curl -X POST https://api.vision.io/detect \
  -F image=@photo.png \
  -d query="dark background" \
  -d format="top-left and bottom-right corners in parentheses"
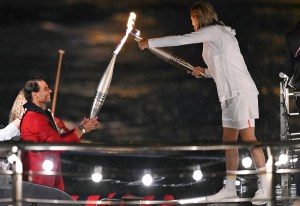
top-left (0, 0), bottom-right (299, 198)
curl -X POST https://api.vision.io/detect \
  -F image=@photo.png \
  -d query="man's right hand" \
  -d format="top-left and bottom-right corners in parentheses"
top-left (80, 117), bottom-right (99, 133)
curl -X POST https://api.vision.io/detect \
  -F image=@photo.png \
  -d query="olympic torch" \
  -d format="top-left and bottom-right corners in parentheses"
top-left (89, 12), bottom-right (136, 118)
top-left (131, 29), bottom-right (207, 78)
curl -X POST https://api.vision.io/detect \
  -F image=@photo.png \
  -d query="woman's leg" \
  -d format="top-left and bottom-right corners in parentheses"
top-left (223, 128), bottom-right (239, 191)
top-left (239, 127), bottom-right (266, 169)
top-left (223, 127), bottom-right (239, 173)
top-left (207, 127), bottom-right (239, 201)
top-left (239, 127), bottom-right (268, 205)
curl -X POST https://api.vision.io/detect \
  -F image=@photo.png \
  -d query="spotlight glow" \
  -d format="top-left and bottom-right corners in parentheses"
top-left (142, 173), bottom-right (153, 186)
top-left (91, 172), bottom-right (103, 182)
top-left (192, 169), bottom-right (203, 181)
top-left (12, 146), bottom-right (18, 153)
top-left (242, 156), bottom-right (253, 168)
top-left (42, 159), bottom-right (54, 171)
top-left (292, 158), bottom-right (298, 163)
top-left (7, 154), bottom-right (17, 164)
top-left (279, 154), bottom-right (289, 165)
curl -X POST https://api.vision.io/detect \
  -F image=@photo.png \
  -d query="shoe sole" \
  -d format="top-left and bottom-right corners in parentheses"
top-left (251, 200), bottom-right (267, 205)
top-left (207, 196), bottom-right (239, 202)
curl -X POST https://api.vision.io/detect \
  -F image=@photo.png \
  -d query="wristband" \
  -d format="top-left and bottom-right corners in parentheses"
top-left (78, 125), bottom-right (86, 134)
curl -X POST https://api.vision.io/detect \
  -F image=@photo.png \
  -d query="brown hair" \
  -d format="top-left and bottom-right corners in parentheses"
top-left (190, 1), bottom-right (223, 30)
top-left (24, 78), bottom-right (44, 101)
top-left (9, 89), bottom-right (27, 123)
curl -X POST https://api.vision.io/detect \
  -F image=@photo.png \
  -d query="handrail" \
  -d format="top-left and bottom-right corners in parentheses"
top-left (0, 141), bottom-right (298, 153)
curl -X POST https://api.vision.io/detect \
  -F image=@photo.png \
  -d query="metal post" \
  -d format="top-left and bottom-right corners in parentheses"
top-left (279, 81), bottom-right (291, 205)
top-left (12, 147), bottom-right (22, 206)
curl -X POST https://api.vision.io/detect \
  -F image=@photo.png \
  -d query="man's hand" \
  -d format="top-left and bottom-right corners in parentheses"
top-left (192, 66), bottom-right (205, 78)
top-left (80, 117), bottom-right (99, 133)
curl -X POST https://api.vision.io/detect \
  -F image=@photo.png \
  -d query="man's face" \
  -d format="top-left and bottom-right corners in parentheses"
top-left (33, 80), bottom-right (52, 105)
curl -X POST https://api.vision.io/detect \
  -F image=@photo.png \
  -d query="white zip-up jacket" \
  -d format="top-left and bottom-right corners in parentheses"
top-left (0, 122), bottom-right (20, 141)
top-left (148, 25), bottom-right (259, 103)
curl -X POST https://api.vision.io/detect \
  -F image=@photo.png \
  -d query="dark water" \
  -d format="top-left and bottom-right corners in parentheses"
top-left (0, 0), bottom-right (299, 198)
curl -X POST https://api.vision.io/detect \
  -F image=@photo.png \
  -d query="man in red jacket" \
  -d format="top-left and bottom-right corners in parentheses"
top-left (20, 78), bottom-right (99, 191)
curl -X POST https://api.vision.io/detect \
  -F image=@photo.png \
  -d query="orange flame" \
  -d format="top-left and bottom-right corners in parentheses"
top-left (114, 12), bottom-right (136, 54)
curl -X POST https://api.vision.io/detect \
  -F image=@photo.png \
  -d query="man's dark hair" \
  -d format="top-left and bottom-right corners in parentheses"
top-left (24, 78), bottom-right (44, 101)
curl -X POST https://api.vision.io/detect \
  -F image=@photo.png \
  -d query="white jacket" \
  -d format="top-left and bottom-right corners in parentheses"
top-left (0, 122), bottom-right (20, 141)
top-left (148, 25), bottom-right (259, 102)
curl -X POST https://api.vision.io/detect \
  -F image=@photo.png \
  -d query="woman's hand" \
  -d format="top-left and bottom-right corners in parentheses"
top-left (138, 39), bottom-right (149, 50)
top-left (191, 66), bottom-right (205, 78)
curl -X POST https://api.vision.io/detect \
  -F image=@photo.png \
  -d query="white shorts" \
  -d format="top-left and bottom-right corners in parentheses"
top-left (221, 94), bottom-right (259, 130)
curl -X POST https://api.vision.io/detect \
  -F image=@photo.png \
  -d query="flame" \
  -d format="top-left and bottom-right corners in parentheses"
top-left (114, 12), bottom-right (136, 54)
top-left (135, 30), bottom-right (141, 37)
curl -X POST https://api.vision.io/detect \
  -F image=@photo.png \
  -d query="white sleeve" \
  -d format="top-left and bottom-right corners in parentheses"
top-left (0, 123), bottom-right (20, 141)
top-left (204, 68), bottom-right (213, 78)
top-left (148, 27), bottom-right (216, 48)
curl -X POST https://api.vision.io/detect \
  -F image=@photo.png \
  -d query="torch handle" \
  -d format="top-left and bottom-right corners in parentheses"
top-left (90, 91), bottom-right (107, 118)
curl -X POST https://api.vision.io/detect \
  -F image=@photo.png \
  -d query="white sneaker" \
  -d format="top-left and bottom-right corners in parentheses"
top-left (251, 189), bottom-right (267, 205)
top-left (206, 188), bottom-right (238, 202)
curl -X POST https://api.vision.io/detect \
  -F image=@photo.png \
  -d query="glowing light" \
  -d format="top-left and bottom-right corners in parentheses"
top-left (179, 197), bottom-right (206, 204)
top-left (113, 12), bottom-right (136, 54)
top-left (8, 154), bottom-right (17, 164)
top-left (42, 159), bottom-right (54, 171)
top-left (192, 169), bottom-right (203, 181)
top-left (142, 173), bottom-right (153, 186)
top-left (91, 166), bottom-right (102, 182)
top-left (12, 146), bottom-right (18, 153)
top-left (91, 172), bottom-right (103, 182)
top-left (279, 154), bottom-right (289, 165)
top-left (242, 156), bottom-right (253, 168)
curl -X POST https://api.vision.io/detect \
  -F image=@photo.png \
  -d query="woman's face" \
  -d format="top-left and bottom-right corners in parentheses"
top-left (191, 16), bottom-right (198, 31)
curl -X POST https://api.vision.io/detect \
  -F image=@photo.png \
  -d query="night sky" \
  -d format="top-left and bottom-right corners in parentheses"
top-left (0, 0), bottom-right (299, 198)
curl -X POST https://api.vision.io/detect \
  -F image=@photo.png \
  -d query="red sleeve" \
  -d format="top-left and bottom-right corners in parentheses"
top-left (54, 117), bottom-right (70, 132)
top-left (22, 112), bottom-right (79, 143)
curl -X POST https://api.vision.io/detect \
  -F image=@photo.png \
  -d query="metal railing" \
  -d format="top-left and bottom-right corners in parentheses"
top-left (0, 141), bottom-right (299, 205)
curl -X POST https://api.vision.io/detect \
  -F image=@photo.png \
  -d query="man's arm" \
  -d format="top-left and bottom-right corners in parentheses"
top-left (30, 115), bottom-right (79, 143)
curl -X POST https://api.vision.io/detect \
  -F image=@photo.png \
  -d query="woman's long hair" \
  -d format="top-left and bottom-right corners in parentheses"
top-left (190, 1), bottom-right (224, 30)
top-left (9, 89), bottom-right (27, 123)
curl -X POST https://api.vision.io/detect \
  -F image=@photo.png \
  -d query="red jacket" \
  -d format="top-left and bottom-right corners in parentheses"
top-left (21, 101), bottom-right (80, 191)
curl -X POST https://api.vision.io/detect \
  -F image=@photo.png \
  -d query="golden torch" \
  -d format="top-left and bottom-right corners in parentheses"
top-left (89, 12), bottom-right (136, 118)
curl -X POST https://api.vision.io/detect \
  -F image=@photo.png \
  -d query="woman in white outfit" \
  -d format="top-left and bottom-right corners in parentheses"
top-left (0, 90), bottom-right (26, 141)
top-left (138, 1), bottom-right (267, 205)
top-left (0, 119), bottom-right (21, 141)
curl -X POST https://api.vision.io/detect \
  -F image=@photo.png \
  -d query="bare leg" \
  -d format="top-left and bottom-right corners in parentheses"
top-left (223, 127), bottom-right (239, 173)
top-left (239, 127), bottom-right (266, 169)
top-left (206, 128), bottom-right (239, 202)
top-left (240, 127), bottom-right (268, 205)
